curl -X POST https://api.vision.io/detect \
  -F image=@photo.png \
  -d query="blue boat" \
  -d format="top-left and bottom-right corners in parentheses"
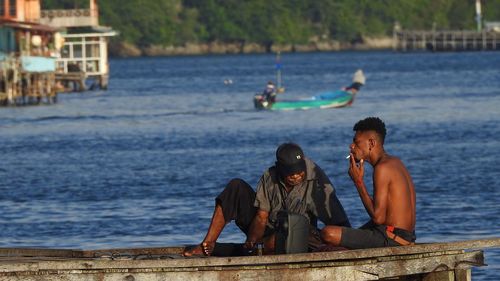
top-left (254, 70), bottom-right (365, 110)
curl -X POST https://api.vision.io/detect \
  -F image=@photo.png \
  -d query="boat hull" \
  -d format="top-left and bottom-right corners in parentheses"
top-left (254, 90), bottom-right (354, 110)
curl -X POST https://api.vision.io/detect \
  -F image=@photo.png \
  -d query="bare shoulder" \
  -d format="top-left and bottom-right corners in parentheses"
top-left (374, 156), bottom-right (407, 177)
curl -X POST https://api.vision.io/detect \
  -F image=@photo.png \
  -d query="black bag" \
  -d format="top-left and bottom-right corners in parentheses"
top-left (275, 211), bottom-right (309, 254)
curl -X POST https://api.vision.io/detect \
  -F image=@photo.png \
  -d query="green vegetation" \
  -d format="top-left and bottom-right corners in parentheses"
top-left (42, 0), bottom-right (500, 47)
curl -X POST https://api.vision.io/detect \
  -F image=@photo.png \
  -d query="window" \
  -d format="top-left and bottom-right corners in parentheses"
top-left (85, 43), bottom-right (100, 58)
top-left (0, 0), bottom-right (5, 16)
top-left (61, 45), bottom-right (70, 58)
top-left (8, 0), bottom-right (15, 16)
top-left (73, 44), bottom-right (82, 58)
top-left (7, 30), bottom-right (12, 51)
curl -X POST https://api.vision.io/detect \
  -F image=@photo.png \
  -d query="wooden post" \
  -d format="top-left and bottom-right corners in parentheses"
top-left (445, 31), bottom-right (448, 50)
top-left (411, 32), bottom-right (415, 50)
top-left (423, 271), bottom-right (454, 281)
top-left (455, 269), bottom-right (471, 281)
top-left (422, 32), bottom-right (427, 50)
top-left (482, 30), bottom-right (486, 50)
top-left (451, 32), bottom-right (455, 51)
top-left (0, 64), bottom-right (6, 105)
top-left (422, 269), bottom-right (470, 281)
top-left (99, 74), bottom-right (108, 89)
top-left (432, 31), bottom-right (436, 51)
top-left (462, 30), bottom-right (466, 51)
top-left (494, 32), bottom-right (497, 50)
top-left (13, 65), bottom-right (19, 105)
top-left (403, 31), bottom-right (407, 51)
top-left (393, 27), bottom-right (397, 51)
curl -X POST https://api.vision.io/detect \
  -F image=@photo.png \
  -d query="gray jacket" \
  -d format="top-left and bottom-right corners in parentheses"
top-left (254, 157), bottom-right (351, 230)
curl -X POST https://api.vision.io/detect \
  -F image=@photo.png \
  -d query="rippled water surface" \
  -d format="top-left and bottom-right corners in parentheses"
top-left (0, 51), bottom-right (499, 279)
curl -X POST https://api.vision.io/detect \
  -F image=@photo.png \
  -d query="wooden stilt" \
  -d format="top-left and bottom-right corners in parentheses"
top-left (0, 57), bottom-right (60, 107)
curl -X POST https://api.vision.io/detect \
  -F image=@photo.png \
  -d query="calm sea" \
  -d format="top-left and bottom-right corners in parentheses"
top-left (0, 51), bottom-right (499, 279)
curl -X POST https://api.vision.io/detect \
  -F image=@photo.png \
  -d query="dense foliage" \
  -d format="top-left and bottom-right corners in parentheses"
top-left (42, 0), bottom-right (500, 47)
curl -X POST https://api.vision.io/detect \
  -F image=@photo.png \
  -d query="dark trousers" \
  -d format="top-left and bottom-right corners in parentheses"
top-left (216, 178), bottom-right (258, 235)
top-left (211, 178), bottom-right (259, 256)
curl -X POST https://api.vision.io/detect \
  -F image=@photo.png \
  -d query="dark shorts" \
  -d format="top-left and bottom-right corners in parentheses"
top-left (340, 221), bottom-right (416, 249)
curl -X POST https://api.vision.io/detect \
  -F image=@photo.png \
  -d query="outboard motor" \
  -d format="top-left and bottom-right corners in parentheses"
top-left (253, 94), bottom-right (269, 109)
top-left (275, 211), bottom-right (309, 254)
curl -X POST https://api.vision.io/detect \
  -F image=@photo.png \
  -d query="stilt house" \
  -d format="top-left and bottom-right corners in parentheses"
top-left (0, 0), bottom-right (59, 105)
top-left (39, 0), bottom-right (116, 90)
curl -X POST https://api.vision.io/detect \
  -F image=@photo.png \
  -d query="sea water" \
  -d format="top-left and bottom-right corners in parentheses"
top-left (0, 51), bottom-right (499, 279)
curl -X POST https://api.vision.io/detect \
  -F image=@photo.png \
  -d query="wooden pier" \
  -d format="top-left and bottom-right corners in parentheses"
top-left (0, 238), bottom-right (498, 281)
top-left (0, 56), bottom-right (57, 106)
top-left (393, 29), bottom-right (500, 52)
top-left (1, 3), bottom-right (61, 107)
top-left (55, 71), bottom-right (87, 92)
top-left (1, 0), bottom-right (115, 107)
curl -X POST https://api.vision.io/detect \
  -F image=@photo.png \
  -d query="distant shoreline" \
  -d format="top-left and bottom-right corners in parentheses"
top-left (109, 36), bottom-right (393, 57)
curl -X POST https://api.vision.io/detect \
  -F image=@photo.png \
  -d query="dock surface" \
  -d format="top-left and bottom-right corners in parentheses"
top-left (0, 238), bottom-right (499, 280)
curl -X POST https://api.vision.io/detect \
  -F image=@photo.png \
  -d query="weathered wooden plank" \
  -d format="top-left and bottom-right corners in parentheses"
top-left (421, 269), bottom-right (471, 281)
top-left (81, 247), bottom-right (184, 258)
top-left (0, 248), bottom-right (83, 259)
top-left (0, 267), bottom-right (377, 281)
top-left (55, 72), bottom-right (86, 92)
top-left (361, 251), bottom-right (482, 278)
top-left (422, 271), bottom-right (454, 281)
top-left (0, 250), bottom-right (464, 272)
top-left (0, 238), bottom-right (496, 272)
top-left (79, 237), bottom-right (500, 268)
top-left (0, 251), bottom-right (483, 281)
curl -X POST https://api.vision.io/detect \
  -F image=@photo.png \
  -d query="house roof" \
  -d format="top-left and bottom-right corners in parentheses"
top-left (0, 19), bottom-right (59, 33)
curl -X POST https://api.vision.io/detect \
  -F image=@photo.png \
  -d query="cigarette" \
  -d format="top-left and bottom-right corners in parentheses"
top-left (346, 155), bottom-right (351, 159)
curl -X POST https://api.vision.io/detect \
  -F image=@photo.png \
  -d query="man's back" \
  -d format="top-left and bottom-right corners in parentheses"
top-left (376, 156), bottom-right (416, 232)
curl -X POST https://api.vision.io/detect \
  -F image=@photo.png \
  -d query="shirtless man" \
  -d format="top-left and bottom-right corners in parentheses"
top-left (321, 117), bottom-right (416, 248)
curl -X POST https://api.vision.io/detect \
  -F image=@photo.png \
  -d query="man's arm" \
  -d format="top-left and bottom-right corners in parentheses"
top-left (349, 157), bottom-right (389, 224)
top-left (245, 209), bottom-right (269, 248)
top-left (348, 157), bottom-right (373, 216)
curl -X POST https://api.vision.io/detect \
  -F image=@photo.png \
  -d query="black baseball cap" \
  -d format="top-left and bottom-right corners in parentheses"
top-left (275, 143), bottom-right (307, 177)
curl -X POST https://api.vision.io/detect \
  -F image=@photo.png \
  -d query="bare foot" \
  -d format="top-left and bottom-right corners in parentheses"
top-left (182, 244), bottom-right (204, 257)
top-left (201, 241), bottom-right (216, 256)
top-left (183, 241), bottom-right (216, 257)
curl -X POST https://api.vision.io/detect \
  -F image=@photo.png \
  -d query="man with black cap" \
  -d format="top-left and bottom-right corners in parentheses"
top-left (183, 142), bottom-right (350, 257)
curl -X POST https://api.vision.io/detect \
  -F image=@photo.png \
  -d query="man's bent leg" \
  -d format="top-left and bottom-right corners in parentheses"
top-left (183, 178), bottom-right (257, 257)
top-left (216, 178), bottom-right (257, 234)
top-left (336, 226), bottom-right (389, 249)
top-left (321, 225), bottom-right (343, 246)
top-left (210, 178), bottom-right (258, 256)
top-left (183, 203), bottom-right (226, 257)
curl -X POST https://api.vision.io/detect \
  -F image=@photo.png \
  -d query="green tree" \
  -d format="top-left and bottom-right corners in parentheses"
top-left (41, 0), bottom-right (500, 49)
top-left (99, 0), bottom-right (180, 46)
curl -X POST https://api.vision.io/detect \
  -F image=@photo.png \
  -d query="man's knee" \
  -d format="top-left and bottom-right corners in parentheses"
top-left (226, 178), bottom-right (253, 192)
top-left (321, 226), bottom-right (343, 245)
top-left (227, 178), bottom-right (246, 187)
top-left (218, 178), bottom-right (255, 207)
